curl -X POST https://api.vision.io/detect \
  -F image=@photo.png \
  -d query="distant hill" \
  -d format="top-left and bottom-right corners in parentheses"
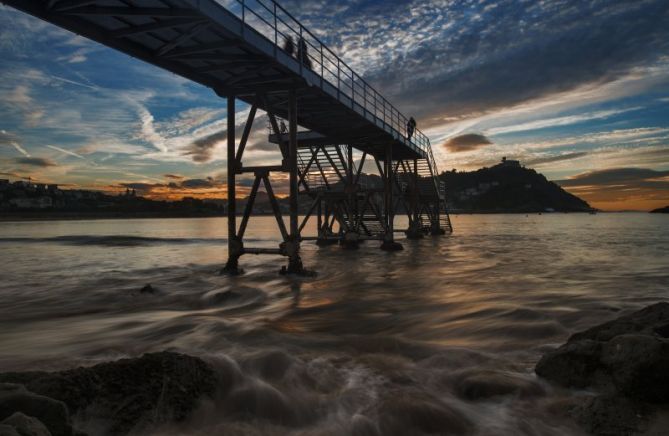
top-left (650, 206), bottom-right (669, 213)
top-left (440, 159), bottom-right (593, 213)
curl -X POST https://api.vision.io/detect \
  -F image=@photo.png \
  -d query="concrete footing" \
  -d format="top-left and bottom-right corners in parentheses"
top-left (405, 228), bottom-right (424, 239)
top-left (220, 258), bottom-right (243, 275)
top-left (380, 240), bottom-right (403, 251)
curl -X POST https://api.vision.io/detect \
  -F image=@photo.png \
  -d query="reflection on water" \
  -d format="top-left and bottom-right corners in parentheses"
top-left (0, 214), bottom-right (667, 435)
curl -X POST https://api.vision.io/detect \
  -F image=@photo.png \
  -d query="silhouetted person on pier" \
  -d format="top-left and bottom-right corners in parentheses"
top-left (283, 36), bottom-right (295, 56)
top-left (407, 117), bottom-right (416, 140)
top-left (297, 37), bottom-right (312, 69)
top-left (280, 120), bottom-right (287, 134)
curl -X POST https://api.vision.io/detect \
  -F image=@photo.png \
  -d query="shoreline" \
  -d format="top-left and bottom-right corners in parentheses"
top-left (0, 210), bottom-right (647, 222)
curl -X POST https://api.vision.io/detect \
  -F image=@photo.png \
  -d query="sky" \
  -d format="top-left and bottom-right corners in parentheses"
top-left (1, 0), bottom-right (668, 211)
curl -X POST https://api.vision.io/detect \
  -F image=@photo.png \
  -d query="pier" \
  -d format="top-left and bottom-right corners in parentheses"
top-left (2, 0), bottom-right (453, 273)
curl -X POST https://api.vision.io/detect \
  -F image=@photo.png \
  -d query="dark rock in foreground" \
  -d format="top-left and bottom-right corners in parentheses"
top-left (535, 302), bottom-right (669, 435)
top-left (0, 383), bottom-right (70, 436)
top-left (0, 352), bottom-right (216, 435)
top-left (1, 411), bottom-right (53, 436)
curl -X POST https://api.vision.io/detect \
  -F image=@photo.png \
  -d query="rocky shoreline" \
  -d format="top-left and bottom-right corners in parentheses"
top-left (0, 352), bottom-right (217, 436)
top-left (535, 302), bottom-right (669, 435)
top-left (1, 303), bottom-right (667, 435)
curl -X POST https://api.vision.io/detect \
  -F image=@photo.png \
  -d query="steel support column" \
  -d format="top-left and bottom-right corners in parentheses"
top-left (341, 145), bottom-right (360, 248)
top-left (222, 95), bottom-right (242, 274)
top-left (406, 158), bottom-right (423, 239)
top-left (381, 145), bottom-right (402, 251)
top-left (281, 89), bottom-right (308, 274)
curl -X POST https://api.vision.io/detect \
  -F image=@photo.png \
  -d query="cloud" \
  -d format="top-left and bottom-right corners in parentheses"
top-left (114, 175), bottom-right (229, 200)
top-left (56, 48), bottom-right (94, 64)
top-left (182, 131), bottom-right (226, 163)
top-left (526, 152), bottom-right (589, 166)
top-left (0, 130), bottom-right (18, 143)
top-left (0, 130), bottom-right (30, 156)
top-left (442, 133), bottom-right (492, 152)
top-left (120, 182), bottom-right (158, 191)
top-left (135, 105), bottom-right (167, 153)
top-left (46, 145), bottom-right (86, 160)
top-left (558, 168), bottom-right (669, 187)
top-left (362, 0), bottom-right (669, 125)
top-left (0, 171), bottom-right (22, 179)
top-left (556, 167), bottom-right (669, 211)
top-left (15, 157), bottom-right (58, 167)
top-left (486, 107), bottom-right (642, 136)
top-left (4, 84), bottom-right (43, 126)
top-left (181, 178), bottom-right (218, 188)
top-left (164, 174), bottom-right (185, 180)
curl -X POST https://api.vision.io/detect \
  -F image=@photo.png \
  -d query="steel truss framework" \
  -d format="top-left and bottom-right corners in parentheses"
top-left (223, 91), bottom-right (453, 274)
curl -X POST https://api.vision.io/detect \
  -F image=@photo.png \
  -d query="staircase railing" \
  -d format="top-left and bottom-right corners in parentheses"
top-left (221, 0), bottom-right (432, 156)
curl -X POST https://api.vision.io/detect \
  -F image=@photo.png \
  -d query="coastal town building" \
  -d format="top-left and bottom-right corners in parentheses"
top-left (9, 196), bottom-right (53, 209)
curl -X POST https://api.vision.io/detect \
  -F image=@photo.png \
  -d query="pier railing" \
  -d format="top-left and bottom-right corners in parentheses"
top-left (219, 0), bottom-right (433, 157)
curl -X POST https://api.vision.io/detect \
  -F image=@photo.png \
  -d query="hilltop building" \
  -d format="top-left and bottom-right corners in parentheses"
top-left (498, 157), bottom-right (521, 168)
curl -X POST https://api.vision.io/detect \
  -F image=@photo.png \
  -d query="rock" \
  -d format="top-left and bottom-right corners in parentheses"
top-left (1, 412), bottom-right (52, 436)
top-left (570, 302), bottom-right (669, 342)
top-left (535, 303), bottom-right (669, 402)
top-left (535, 339), bottom-right (606, 389)
top-left (535, 302), bottom-right (669, 436)
top-left (0, 424), bottom-right (20, 436)
top-left (0, 352), bottom-right (216, 435)
top-left (377, 390), bottom-right (472, 436)
top-left (454, 369), bottom-right (545, 400)
top-left (571, 394), bottom-right (651, 436)
top-left (0, 384), bottom-right (71, 436)
top-left (139, 284), bottom-right (155, 294)
top-left (602, 334), bottom-right (669, 403)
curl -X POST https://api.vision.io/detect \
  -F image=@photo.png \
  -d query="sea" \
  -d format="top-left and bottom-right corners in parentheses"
top-left (0, 213), bottom-right (667, 435)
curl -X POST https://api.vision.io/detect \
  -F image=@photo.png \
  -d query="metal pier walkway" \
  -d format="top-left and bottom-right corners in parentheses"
top-left (3, 0), bottom-right (453, 273)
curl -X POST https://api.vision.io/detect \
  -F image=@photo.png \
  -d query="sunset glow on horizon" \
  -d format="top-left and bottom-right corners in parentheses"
top-left (1, 1), bottom-right (668, 211)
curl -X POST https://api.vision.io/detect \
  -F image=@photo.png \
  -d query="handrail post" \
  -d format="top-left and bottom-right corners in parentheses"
top-left (336, 58), bottom-right (340, 99)
top-left (273, 2), bottom-right (277, 48)
top-left (350, 70), bottom-right (354, 109)
top-left (298, 25), bottom-right (303, 75)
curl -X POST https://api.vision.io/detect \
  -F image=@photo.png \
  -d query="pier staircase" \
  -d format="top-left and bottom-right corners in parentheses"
top-left (296, 142), bottom-right (387, 239)
top-left (395, 147), bottom-right (453, 234)
top-left (297, 144), bottom-right (347, 193)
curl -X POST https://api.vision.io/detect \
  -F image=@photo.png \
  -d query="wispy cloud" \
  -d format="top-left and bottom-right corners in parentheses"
top-left (526, 152), bottom-right (589, 166)
top-left (46, 144), bottom-right (85, 160)
top-left (486, 107), bottom-right (643, 136)
top-left (558, 168), bottom-right (669, 187)
top-left (0, 129), bottom-right (30, 156)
